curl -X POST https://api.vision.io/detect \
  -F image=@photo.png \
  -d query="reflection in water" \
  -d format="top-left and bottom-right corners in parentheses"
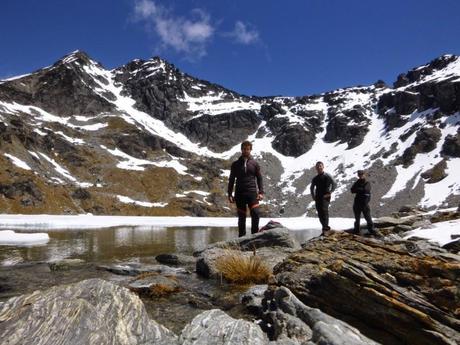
top-left (0, 226), bottom-right (317, 266)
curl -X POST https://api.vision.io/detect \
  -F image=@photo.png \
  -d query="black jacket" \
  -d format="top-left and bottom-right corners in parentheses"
top-left (310, 173), bottom-right (336, 201)
top-left (351, 178), bottom-right (371, 205)
top-left (228, 156), bottom-right (264, 197)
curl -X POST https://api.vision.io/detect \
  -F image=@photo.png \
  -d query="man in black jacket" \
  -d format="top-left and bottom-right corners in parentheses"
top-left (350, 170), bottom-right (375, 235)
top-left (310, 161), bottom-right (336, 234)
top-left (228, 141), bottom-right (264, 237)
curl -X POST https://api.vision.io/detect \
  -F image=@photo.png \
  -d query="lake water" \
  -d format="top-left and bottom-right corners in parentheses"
top-left (0, 226), bottom-right (318, 266)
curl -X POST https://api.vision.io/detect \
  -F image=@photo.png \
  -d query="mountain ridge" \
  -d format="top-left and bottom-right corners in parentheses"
top-left (0, 51), bottom-right (459, 217)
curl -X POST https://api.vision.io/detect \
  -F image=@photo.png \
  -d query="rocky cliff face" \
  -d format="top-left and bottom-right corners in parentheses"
top-left (0, 51), bottom-right (459, 216)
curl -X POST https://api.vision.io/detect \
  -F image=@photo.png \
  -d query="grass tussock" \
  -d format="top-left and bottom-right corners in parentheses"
top-left (214, 249), bottom-right (271, 285)
top-left (148, 284), bottom-right (180, 297)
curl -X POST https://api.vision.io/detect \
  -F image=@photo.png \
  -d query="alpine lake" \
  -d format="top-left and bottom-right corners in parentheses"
top-left (0, 225), bottom-right (317, 333)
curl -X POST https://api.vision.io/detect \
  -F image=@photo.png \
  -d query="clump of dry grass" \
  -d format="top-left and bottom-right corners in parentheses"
top-left (214, 249), bottom-right (271, 285)
top-left (148, 283), bottom-right (180, 297)
top-left (130, 272), bottom-right (181, 297)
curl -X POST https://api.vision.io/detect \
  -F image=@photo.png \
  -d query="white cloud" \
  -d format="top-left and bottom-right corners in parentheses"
top-left (134, 0), bottom-right (157, 18)
top-left (228, 21), bottom-right (260, 45)
top-left (133, 0), bottom-right (214, 59)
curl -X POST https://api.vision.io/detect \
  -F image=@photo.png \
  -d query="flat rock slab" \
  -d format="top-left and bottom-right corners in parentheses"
top-left (156, 253), bottom-right (197, 267)
top-left (98, 262), bottom-right (188, 276)
top-left (373, 216), bottom-right (421, 228)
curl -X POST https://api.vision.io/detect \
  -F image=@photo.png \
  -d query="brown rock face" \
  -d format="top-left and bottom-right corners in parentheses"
top-left (273, 233), bottom-right (460, 345)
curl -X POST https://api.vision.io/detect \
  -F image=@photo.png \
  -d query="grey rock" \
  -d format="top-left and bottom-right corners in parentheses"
top-left (48, 258), bottom-right (86, 271)
top-left (393, 224), bottom-right (414, 232)
top-left (0, 278), bottom-right (178, 345)
top-left (155, 253), bottom-right (197, 267)
top-left (263, 287), bottom-right (379, 345)
top-left (98, 262), bottom-right (188, 276)
top-left (373, 216), bottom-right (417, 228)
top-left (411, 219), bottom-right (434, 229)
top-left (195, 228), bottom-right (301, 255)
top-left (442, 131), bottom-right (460, 157)
top-left (241, 284), bottom-right (268, 316)
top-left (179, 309), bottom-right (269, 345)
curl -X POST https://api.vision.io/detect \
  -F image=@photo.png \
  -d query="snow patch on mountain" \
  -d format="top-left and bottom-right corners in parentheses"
top-left (116, 195), bottom-right (168, 208)
top-left (180, 91), bottom-right (260, 117)
top-left (4, 153), bottom-right (32, 170)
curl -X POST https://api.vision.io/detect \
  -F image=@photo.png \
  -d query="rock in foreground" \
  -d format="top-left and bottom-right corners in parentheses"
top-left (273, 232), bottom-right (460, 345)
top-left (179, 309), bottom-right (268, 345)
top-left (0, 278), bottom-right (178, 345)
top-left (263, 286), bottom-right (379, 345)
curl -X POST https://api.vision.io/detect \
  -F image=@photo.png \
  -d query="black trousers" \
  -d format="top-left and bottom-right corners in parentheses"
top-left (353, 203), bottom-right (374, 232)
top-left (315, 198), bottom-right (330, 230)
top-left (235, 194), bottom-right (260, 237)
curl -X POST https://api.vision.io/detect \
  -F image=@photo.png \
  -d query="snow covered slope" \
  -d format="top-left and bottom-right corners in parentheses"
top-left (0, 51), bottom-right (459, 217)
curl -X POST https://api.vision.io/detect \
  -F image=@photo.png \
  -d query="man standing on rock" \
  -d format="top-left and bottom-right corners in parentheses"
top-left (350, 170), bottom-right (376, 235)
top-left (310, 161), bottom-right (336, 235)
top-left (228, 141), bottom-right (264, 237)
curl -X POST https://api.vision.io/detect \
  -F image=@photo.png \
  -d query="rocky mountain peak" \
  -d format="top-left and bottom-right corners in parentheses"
top-left (394, 54), bottom-right (460, 88)
top-left (52, 50), bottom-right (103, 72)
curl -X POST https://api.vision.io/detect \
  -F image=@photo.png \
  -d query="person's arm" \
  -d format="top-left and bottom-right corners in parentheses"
top-left (329, 174), bottom-right (337, 193)
top-left (255, 162), bottom-right (264, 199)
top-left (363, 181), bottom-right (371, 195)
top-left (227, 163), bottom-right (236, 202)
top-left (310, 178), bottom-right (316, 199)
top-left (351, 180), bottom-right (358, 194)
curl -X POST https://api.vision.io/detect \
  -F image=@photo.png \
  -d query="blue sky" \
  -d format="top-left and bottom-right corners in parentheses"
top-left (1, 0), bottom-right (460, 96)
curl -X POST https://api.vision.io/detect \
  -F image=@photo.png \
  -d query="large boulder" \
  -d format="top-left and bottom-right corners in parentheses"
top-left (195, 228), bottom-right (301, 255)
top-left (273, 232), bottom-right (460, 345)
top-left (179, 309), bottom-right (269, 345)
top-left (195, 228), bottom-right (301, 279)
top-left (0, 278), bottom-right (178, 345)
top-left (196, 246), bottom-right (297, 279)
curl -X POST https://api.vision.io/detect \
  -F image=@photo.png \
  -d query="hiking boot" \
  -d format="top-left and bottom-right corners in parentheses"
top-left (366, 229), bottom-right (381, 237)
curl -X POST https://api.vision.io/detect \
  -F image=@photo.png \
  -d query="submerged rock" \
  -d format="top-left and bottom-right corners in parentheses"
top-left (156, 253), bottom-right (196, 267)
top-left (48, 258), bottom-right (86, 271)
top-left (97, 262), bottom-right (188, 276)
